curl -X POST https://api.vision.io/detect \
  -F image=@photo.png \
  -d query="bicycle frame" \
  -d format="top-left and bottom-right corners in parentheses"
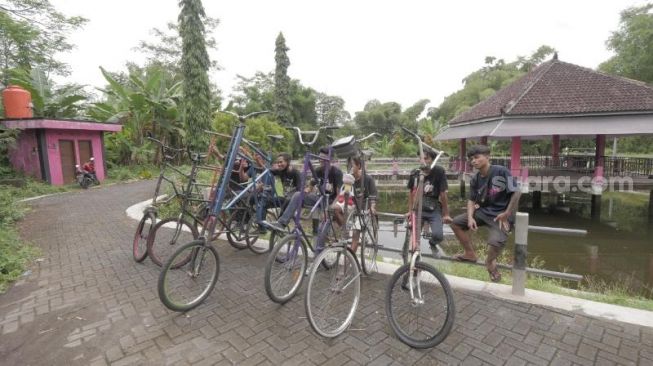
top-left (284, 126), bottom-right (341, 256)
top-left (198, 111), bottom-right (269, 241)
top-left (401, 127), bottom-right (445, 301)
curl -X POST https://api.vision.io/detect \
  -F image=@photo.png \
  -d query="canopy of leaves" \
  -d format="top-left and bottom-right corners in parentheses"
top-left (179, 0), bottom-right (212, 149)
top-left (433, 46), bottom-right (555, 126)
top-left (599, 3), bottom-right (653, 84)
top-left (274, 32), bottom-right (292, 125)
top-left (0, 0), bottom-right (87, 81)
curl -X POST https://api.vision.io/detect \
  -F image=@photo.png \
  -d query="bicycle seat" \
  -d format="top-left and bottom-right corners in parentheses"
top-left (191, 153), bottom-right (207, 162)
top-left (331, 135), bottom-right (357, 158)
top-left (267, 134), bottom-right (284, 141)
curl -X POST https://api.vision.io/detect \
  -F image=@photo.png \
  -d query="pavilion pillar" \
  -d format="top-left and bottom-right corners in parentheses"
top-left (532, 191), bottom-right (542, 210)
top-left (480, 136), bottom-right (488, 145)
top-left (511, 136), bottom-right (522, 178)
top-left (459, 138), bottom-right (466, 199)
top-left (552, 135), bottom-right (560, 166)
top-left (591, 134), bottom-right (606, 221)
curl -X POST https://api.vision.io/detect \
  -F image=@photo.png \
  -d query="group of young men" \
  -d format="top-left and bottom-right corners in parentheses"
top-left (240, 144), bottom-right (520, 283)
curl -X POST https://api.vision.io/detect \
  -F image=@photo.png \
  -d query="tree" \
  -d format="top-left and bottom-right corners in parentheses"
top-left (178, 0), bottom-right (212, 149)
top-left (433, 46), bottom-right (556, 126)
top-left (599, 3), bottom-right (653, 84)
top-left (0, 0), bottom-right (86, 82)
top-left (274, 32), bottom-right (292, 125)
top-left (315, 93), bottom-right (350, 127)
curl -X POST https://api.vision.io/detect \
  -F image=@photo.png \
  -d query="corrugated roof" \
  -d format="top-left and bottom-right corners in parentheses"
top-left (449, 59), bottom-right (653, 125)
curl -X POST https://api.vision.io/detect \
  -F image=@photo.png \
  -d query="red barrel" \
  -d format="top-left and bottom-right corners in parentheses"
top-left (2, 85), bottom-right (33, 118)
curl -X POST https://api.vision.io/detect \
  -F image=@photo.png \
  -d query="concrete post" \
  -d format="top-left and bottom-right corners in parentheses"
top-left (591, 134), bottom-right (606, 221)
top-left (532, 191), bottom-right (542, 210)
top-left (512, 212), bottom-right (529, 296)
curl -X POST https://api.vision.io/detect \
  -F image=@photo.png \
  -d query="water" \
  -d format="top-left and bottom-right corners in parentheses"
top-left (375, 190), bottom-right (653, 298)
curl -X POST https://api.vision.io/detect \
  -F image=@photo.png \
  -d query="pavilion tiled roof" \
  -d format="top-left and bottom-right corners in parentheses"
top-left (449, 58), bottom-right (653, 125)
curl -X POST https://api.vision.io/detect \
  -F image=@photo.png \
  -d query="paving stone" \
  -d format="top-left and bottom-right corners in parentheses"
top-left (0, 180), bottom-right (650, 366)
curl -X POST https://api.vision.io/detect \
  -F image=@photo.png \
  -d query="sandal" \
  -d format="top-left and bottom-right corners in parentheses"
top-left (453, 254), bottom-right (478, 263)
top-left (488, 268), bottom-right (502, 283)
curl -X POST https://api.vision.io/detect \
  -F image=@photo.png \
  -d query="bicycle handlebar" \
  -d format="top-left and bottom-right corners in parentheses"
top-left (218, 110), bottom-right (270, 122)
top-left (399, 127), bottom-right (444, 168)
top-left (285, 125), bottom-right (340, 146)
top-left (357, 132), bottom-right (381, 143)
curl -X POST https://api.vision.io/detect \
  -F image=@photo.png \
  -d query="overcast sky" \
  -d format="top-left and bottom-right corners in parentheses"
top-left (50, 0), bottom-right (648, 115)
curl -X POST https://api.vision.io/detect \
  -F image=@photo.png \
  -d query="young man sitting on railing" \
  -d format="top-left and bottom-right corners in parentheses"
top-left (450, 145), bottom-right (521, 283)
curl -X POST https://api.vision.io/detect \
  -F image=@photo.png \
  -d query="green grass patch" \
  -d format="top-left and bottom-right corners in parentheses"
top-left (388, 234), bottom-right (653, 312)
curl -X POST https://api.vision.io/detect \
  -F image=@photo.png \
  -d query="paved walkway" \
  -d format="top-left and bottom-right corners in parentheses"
top-left (1, 180), bottom-right (652, 366)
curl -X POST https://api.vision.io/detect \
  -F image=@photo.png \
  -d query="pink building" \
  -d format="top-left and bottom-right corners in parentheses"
top-left (1, 118), bottom-right (122, 185)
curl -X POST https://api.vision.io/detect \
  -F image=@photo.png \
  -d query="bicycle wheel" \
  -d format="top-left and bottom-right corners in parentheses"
top-left (385, 261), bottom-right (455, 349)
top-left (147, 217), bottom-right (199, 267)
top-left (264, 234), bottom-right (307, 304)
top-left (133, 211), bottom-right (155, 262)
top-left (225, 209), bottom-right (248, 250)
top-left (158, 240), bottom-right (220, 312)
top-left (305, 247), bottom-right (361, 338)
top-left (360, 214), bottom-right (379, 275)
top-left (246, 210), bottom-right (270, 255)
top-left (81, 176), bottom-right (92, 189)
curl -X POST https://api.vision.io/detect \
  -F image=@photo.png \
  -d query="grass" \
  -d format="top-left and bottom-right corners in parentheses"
top-left (384, 233), bottom-right (653, 312)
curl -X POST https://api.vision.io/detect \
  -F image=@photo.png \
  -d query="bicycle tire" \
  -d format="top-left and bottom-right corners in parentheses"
top-left (264, 233), bottom-right (308, 304)
top-left (158, 240), bottom-right (220, 312)
top-left (133, 211), bottom-right (155, 262)
top-left (147, 217), bottom-right (199, 267)
top-left (305, 247), bottom-right (361, 338)
top-left (246, 210), bottom-right (269, 254)
top-left (225, 209), bottom-right (248, 250)
top-left (360, 214), bottom-right (379, 275)
top-left (81, 176), bottom-right (92, 189)
top-left (385, 261), bottom-right (455, 349)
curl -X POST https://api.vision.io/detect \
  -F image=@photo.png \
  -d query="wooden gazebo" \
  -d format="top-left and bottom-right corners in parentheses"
top-left (436, 55), bottom-right (653, 221)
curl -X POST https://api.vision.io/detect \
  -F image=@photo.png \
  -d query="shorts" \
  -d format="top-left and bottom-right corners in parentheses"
top-left (451, 210), bottom-right (512, 248)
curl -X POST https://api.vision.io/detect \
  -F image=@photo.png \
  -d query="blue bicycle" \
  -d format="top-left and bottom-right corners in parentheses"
top-left (157, 110), bottom-right (269, 312)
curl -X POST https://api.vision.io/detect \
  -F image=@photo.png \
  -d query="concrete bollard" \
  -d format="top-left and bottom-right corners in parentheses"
top-left (512, 212), bottom-right (529, 296)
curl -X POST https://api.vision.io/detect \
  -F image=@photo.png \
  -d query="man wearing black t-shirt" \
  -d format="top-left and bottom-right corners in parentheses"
top-left (406, 149), bottom-right (452, 259)
top-left (451, 145), bottom-right (521, 283)
top-left (249, 153), bottom-right (301, 233)
top-left (266, 146), bottom-right (343, 231)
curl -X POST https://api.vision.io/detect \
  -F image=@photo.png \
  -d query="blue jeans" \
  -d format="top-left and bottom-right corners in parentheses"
top-left (422, 206), bottom-right (444, 247)
top-left (253, 191), bottom-right (287, 224)
top-left (278, 192), bottom-right (321, 227)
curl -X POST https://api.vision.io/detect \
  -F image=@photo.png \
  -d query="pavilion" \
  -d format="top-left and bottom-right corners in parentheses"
top-left (435, 54), bottom-right (653, 222)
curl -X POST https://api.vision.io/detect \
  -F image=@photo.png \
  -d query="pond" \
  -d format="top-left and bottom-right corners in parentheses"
top-left (374, 189), bottom-right (653, 298)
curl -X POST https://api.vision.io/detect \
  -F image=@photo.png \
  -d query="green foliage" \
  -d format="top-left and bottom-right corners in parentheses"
top-left (212, 113), bottom-right (293, 156)
top-left (599, 3), bottom-right (653, 84)
top-left (0, 125), bottom-right (18, 166)
top-left (179, 0), bottom-right (212, 149)
top-left (93, 65), bottom-right (183, 165)
top-left (0, 0), bottom-right (87, 81)
top-left (433, 45), bottom-right (556, 126)
top-left (274, 32), bottom-right (292, 125)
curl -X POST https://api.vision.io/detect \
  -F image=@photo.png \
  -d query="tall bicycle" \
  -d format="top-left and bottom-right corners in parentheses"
top-left (132, 137), bottom-right (186, 262)
top-left (205, 131), bottom-right (287, 254)
top-left (263, 125), bottom-right (340, 304)
top-left (146, 148), bottom-right (221, 267)
top-left (157, 110), bottom-right (269, 312)
top-left (384, 127), bottom-right (455, 349)
top-left (303, 132), bottom-right (379, 337)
